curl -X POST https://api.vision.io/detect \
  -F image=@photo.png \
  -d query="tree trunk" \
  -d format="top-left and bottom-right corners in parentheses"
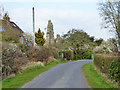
top-left (4, 67), bottom-right (6, 79)
top-left (118, 52), bottom-right (120, 62)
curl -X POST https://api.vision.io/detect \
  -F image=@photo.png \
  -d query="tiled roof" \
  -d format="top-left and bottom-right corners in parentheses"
top-left (9, 21), bottom-right (24, 33)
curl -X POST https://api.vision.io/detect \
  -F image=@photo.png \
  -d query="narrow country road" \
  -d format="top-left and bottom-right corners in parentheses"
top-left (22, 60), bottom-right (93, 88)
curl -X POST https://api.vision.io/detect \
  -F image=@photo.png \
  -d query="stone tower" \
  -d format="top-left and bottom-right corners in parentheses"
top-left (46, 20), bottom-right (55, 45)
top-left (56, 34), bottom-right (61, 43)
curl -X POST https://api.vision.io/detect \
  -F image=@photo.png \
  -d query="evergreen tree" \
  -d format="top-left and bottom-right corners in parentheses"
top-left (35, 28), bottom-right (46, 46)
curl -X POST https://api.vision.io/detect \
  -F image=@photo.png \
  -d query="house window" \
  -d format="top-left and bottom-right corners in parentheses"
top-left (21, 36), bottom-right (23, 44)
top-left (12, 24), bottom-right (16, 27)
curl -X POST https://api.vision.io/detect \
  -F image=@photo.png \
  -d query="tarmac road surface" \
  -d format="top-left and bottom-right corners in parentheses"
top-left (22, 60), bottom-right (93, 88)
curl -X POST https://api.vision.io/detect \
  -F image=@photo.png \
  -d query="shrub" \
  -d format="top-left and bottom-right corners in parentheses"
top-left (35, 47), bottom-right (58, 64)
top-left (50, 48), bottom-right (58, 59)
top-left (17, 43), bottom-right (25, 52)
top-left (2, 42), bottom-right (28, 79)
top-left (58, 49), bottom-right (94, 60)
top-left (25, 46), bottom-right (38, 60)
top-left (65, 51), bottom-right (72, 60)
top-left (94, 54), bottom-right (120, 85)
top-left (74, 54), bottom-right (81, 60)
top-left (58, 51), bottom-right (73, 60)
top-left (109, 60), bottom-right (119, 82)
top-left (23, 33), bottom-right (34, 46)
top-left (2, 42), bottom-right (59, 79)
top-left (74, 50), bottom-right (94, 60)
top-left (83, 50), bottom-right (94, 59)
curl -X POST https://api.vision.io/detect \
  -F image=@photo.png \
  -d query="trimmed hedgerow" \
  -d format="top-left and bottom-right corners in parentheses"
top-left (94, 54), bottom-right (120, 86)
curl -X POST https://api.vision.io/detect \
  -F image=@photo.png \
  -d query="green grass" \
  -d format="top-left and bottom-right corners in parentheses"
top-left (2, 60), bottom-right (69, 88)
top-left (0, 82), bottom-right (2, 90)
top-left (82, 63), bottom-right (118, 88)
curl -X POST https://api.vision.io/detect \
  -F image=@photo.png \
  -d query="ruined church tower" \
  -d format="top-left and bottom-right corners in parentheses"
top-left (46, 20), bottom-right (55, 45)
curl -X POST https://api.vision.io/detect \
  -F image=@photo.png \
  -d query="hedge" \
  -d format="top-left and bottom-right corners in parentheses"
top-left (59, 50), bottom-right (94, 60)
top-left (94, 54), bottom-right (120, 86)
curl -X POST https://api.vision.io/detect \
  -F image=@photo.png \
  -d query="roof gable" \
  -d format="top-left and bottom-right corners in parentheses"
top-left (0, 19), bottom-right (24, 33)
top-left (9, 21), bottom-right (24, 33)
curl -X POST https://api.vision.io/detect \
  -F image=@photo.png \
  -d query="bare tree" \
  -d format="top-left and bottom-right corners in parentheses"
top-left (98, 0), bottom-right (120, 61)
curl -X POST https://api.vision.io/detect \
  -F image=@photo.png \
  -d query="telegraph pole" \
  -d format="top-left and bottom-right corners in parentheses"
top-left (32, 7), bottom-right (35, 46)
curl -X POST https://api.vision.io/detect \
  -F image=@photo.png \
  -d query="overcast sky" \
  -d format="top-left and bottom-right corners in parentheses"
top-left (0, 0), bottom-right (115, 40)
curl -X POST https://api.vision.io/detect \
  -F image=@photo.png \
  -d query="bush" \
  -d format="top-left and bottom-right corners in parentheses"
top-left (58, 51), bottom-right (73, 60)
top-left (58, 50), bottom-right (94, 60)
top-left (25, 46), bottom-right (38, 61)
top-left (74, 50), bottom-right (94, 60)
top-left (2, 42), bottom-right (59, 79)
top-left (50, 48), bottom-right (58, 59)
top-left (74, 54), bottom-right (81, 60)
top-left (2, 42), bottom-right (28, 79)
top-left (83, 50), bottom-right (94, 59)
top-left (37, 47), bottom-right (51, 63)
top-left (94, 54), bottom-right (120, 85)
top-left (30, 47), bottom-right (58, 64)
top-left (17, 43), bottom-right (25, 52)
top-left (109, 60), bottom-right (119, 82)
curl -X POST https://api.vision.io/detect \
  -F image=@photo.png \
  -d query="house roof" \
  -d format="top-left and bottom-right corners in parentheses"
top-left (9, 21), bottom-right (24, 33)
top-left (0, 19), bottom-right (24, 33)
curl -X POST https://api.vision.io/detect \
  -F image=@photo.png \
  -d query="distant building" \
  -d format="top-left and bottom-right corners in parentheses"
top-left (46, 20), bottom-right (62, 46)
top-left (55, 34), bottom-right (61, 44)
top-left (46, 20), bottom-right (55, 45)
top-left (0, 19), bottom-right (24, 44)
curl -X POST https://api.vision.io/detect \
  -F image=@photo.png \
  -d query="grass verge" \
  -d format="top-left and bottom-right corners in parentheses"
top-left (82, 62), bottom-right (118, 88)
top-left (2, 60), bottom-right (69, 88)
